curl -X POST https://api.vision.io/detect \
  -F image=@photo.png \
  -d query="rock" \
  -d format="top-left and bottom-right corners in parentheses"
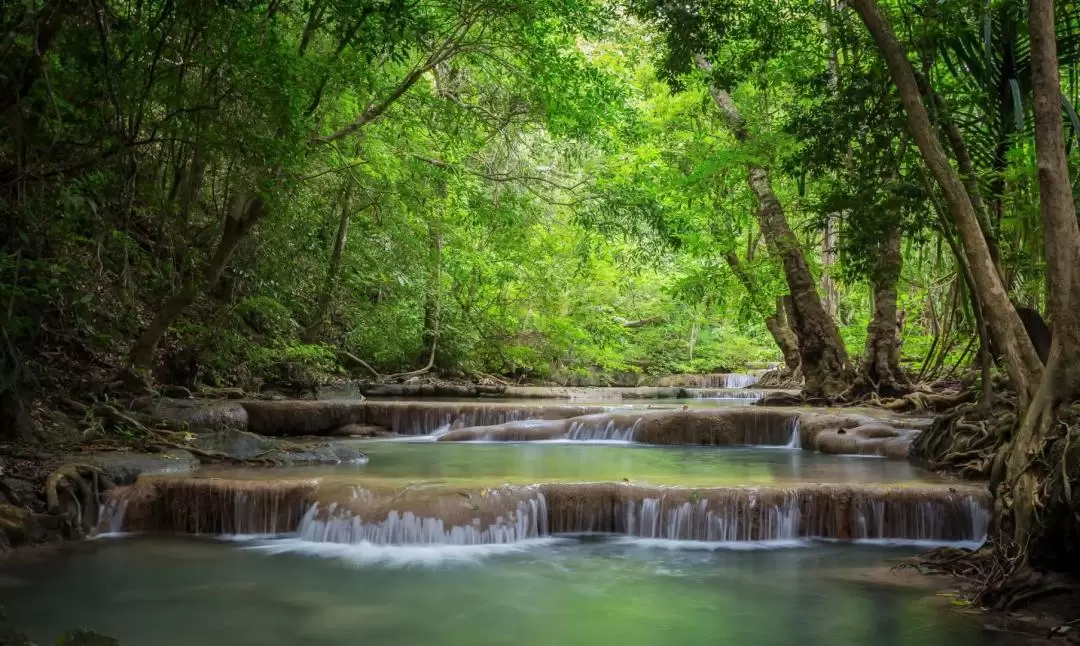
top-left (192, 429), bottom-right (367, 465)
top-left (151, 398), bottom-right (248, 431)
top-left (332, 424), bottom-right (388, 437)
top-left (192, 429), bottom-right (276, 460)
top-left (56, 630), bottom-right (120, 646)
top-left (0, 478), bottom-right (39, 509)
top-left (756, 391), bottom-right (804, 407)
top-left (77, 450), bottom-right (200, 485)
top-left (161, 385), bottom-right (193, 399)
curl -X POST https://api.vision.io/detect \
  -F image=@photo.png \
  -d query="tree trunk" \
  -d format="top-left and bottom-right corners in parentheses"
top-left (850, 0), bottom-right (1043, 406)
top-left (1005, 0), bottom-right (1080, 552)
top-left (417, 226), bottom-right (443, 370)
top-left (128, 194), bottom-right (267, 372)
top-left (821, 215), bottom-right (840, 320)
top-left (765, 312), bottom-right (802, 372)
top-left (850, 222), bottom-right (909, 396)
top-left (747, 167), bottom-right (852, 397)
top-left (724, 252), bottom-right (801, 371)
top-left (303, 184), bottom-right (355, 342)
top-left (699, 56), bottom-right (851, 397)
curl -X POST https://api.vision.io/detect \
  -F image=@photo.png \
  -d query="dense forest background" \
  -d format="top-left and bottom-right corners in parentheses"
top-left (1, 0), bottom-right (1077, 398)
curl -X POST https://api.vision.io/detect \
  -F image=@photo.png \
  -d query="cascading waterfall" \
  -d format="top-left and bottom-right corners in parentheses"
top-left (296, 496), bottom-right (549, 545)
top-left (688, 388), bottom-right (766, 400)
top-left (625, 496), bottom-right (801, 542)
top-left (95, 479), bottom-right (990, 546)
top-left (567, 419), bottom-right (640, 441)
top-left (656, 373), bottom-right (761, 388)
top-left (388, 406), bottom-right (529, 436)
top-left (720, 374), bottom-right (760, 389)
top-left (785, 418), bottom-right (801, 449)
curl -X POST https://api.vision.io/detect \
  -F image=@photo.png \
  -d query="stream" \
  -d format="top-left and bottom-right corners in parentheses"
top-left (0, 386), bottom-right (1011, 645)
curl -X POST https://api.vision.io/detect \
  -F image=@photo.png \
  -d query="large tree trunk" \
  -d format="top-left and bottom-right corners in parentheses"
top-left (128, 194), bottom-right (266, 372)
top-left (1005, 0), bottom-right (1080, 553)
top-left (746, 166), bottom-right (852, 397)
top-left (850, 0), bottom-right (1043, 406)
top-left (724, 252), bottom-right (801, 371)
top-left (303, 185), bottom-right (355, 342)
top-left (850, 222), bottom-right (909, 396)
top-left (699, 56), bottom-right (852, 397)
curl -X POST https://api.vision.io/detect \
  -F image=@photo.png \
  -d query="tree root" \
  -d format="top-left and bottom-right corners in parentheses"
top-left (882, 389), bottom-right (972, 413)
top-left (45, 464), bottom-right (115, 534)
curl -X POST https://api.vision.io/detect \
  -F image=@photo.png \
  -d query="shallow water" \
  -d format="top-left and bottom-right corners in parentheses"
top-left (0, 536), bottom-right (1008, 646)
top-left (197, 442), bottom-right (946, 487)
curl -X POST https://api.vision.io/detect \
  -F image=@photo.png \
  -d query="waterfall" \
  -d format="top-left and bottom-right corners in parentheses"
top-left (721, 374), bottom-right (760, 389)
top-left (785, 418), bottom-right (801, 449)
top-left (567, 419), bottom-right (639, 441)
top-left (624, 496), bottom-right (801, 541)
top-left (687, 388), bottom-right (766, 400)
top-left (95, 479), bottom-right (990, 547)
top-left (296, 496), bottom-right (549, 545)
top-left (656, 373), bottom-right (761, 388)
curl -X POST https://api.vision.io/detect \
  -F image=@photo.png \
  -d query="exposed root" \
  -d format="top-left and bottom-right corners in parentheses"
top-left (881, 388), bottom-right (972, 413)
top-left (45, 463), bottom-right (115, 534)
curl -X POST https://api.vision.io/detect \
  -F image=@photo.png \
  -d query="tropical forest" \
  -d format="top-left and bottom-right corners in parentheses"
top-left (1, 0), bottom-right (1079, 643)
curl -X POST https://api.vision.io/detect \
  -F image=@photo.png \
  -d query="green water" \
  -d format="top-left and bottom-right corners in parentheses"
top-left (200, 442), bottom-right (945, 487)
top-left (0, 536), bottom-right (1008, 646)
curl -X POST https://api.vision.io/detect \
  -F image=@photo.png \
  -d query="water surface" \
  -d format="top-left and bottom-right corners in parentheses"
top-left (199, 442), bottom-right (946, 487)
top-left (0, 536), bottom-right (1006, 646)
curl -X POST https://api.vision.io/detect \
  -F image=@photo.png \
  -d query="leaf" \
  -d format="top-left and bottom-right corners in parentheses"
top-left (1009, 78), bottom-right (1024, 132)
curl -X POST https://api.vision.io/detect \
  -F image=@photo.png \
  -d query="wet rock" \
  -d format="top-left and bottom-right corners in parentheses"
top-left (756, 391), bottom-right (804, 407)
top-left (77, 450), bottom-right (200, 485)
top-left (798, 416), bottom-right (917, 460)
top-left (191, 429), bottom-right (366, 465)
top-left (332, 424), bottom-right (389, 437)
top-left (241, 400), bottom-right (366, 435)
top-left (152, 398), bottom-right (248, 431)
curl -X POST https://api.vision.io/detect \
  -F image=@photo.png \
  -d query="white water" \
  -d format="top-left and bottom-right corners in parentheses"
top-left (785, 418), bottom-right (802, 449)
top-left (688, 389), bottom-right (766, 400)
top-left (625, 497), bottom-right (801, 542)
top-left (720, 374), bottom-right (760, 389)
top-left (566, 419), bottom-right (640, 441)
top-left (243, 536), bottom-right (569, 567)
top-left (296, 496), bottom-right (549, 546)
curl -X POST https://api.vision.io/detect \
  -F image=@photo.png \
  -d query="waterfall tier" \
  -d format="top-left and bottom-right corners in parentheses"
top-left (99, 478), bottom-right (989, 546)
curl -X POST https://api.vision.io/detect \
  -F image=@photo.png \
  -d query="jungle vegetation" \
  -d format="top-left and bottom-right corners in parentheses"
top-left (3, 0), bottom-right (1080, 601)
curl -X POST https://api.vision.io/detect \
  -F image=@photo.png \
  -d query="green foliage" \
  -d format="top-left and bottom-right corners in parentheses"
top-left (3, 0), bottom-right (1071, 396)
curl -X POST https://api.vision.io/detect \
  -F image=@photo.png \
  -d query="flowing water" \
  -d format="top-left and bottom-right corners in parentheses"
top-left (0, 536), bottom-right (1010, 646)
top-left (0, 392), bottom-right (1006, 645)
